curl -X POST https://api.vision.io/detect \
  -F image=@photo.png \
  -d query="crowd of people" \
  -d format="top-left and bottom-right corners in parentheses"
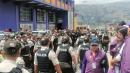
top-left (0, 21), bottom-right (130, 73)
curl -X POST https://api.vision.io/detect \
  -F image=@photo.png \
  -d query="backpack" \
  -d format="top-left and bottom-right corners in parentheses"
top-left (78, 38), bottom-right (84, 46)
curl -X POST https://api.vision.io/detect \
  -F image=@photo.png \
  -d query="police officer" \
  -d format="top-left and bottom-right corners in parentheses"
top-left (56, 36), bottom-right (77, 73)
top-left (75, 33), bottom-right (86, 47)
top-left (77, 36), bottom-right (90, 68)
top-left (58, 31), bottom-right (72, 46)
top-left (68, 31), bottom-right (77, 47)
top-left (20, 35), bottom-right (32, 69)
top-left (34, 37), bottom-right (62, 73)
top-left (33, 35), bottom-right (42, 53)
top-left (0, 39), bottom-right (29, 73)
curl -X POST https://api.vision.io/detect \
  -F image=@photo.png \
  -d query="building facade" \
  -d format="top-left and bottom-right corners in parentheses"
top-left (0, 0), bottom-right (74, 31)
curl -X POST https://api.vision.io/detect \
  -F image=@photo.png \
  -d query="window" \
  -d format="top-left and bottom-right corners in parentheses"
top-left (48, 13), bottom-right (55, 23)
top-left (20, 7), bottom-right (32, 22)
top-left (20, 24), bottom-right (33, 32)
top-left (37, 23), bottom-right (46, 31)
top-left (37, 9), bottom-right (45, 22)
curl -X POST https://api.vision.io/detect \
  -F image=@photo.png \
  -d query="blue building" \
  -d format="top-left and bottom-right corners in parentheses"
top-left (0, 0), bottom-right (74, 31)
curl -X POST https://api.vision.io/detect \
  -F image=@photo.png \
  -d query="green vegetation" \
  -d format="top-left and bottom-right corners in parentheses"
top-left (76, 1), bottom-right (130, 27)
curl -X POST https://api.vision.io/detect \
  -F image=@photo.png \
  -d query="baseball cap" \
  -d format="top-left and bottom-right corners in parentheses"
top-left (4, 40), bottom-right (21, 55)
top-left (90, 38), bottom-right (99, 46)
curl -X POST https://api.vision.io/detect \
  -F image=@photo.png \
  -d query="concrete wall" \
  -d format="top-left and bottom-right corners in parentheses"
top-left (68, 9), bottom-right (74, 30)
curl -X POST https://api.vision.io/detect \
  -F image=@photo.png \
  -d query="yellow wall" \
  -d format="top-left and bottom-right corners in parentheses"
top-left (57, 0), bottom-right (61, 8)
top-left (51, 0), bottom-right (56, 5)
top-left (74, 16), bottom-right (78, 31)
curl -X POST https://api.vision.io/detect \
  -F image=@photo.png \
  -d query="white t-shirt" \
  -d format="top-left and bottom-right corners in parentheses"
top-left (0, 59), bottom-right (29, 73)
top-left (34, 47), bottom-right (59, 66)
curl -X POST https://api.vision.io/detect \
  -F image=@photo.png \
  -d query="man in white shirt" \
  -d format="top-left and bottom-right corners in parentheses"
top-left (34, 37), bottom-right (62, 73)
top-left (56, 36), bottom-right (77, 73)
top-left (0, 39), bottom-right (29, 73)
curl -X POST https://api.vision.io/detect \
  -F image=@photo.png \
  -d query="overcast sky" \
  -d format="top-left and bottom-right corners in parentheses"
top-left (75, 0), bottom-right (130, 4)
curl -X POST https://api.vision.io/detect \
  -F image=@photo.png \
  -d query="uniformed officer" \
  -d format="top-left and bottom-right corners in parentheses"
top-left (34, 37), bottom-right (62, 73)
top-left (75, 33), bottom-right (86, 47)
top-left (0, 39), bottom-right (29, 73)
top-left (77, 36), bottom-right (90, 68)
top-left (68, 31), bottom-right (77, 47)
top-left (58, 31), bottom-right (72, 46)
top-left (56, 36), bottom-right (77, 73)
top-left (33, 35), bottom-right (42, 53)
top-left (20, 35), bottom-right (32, 69)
